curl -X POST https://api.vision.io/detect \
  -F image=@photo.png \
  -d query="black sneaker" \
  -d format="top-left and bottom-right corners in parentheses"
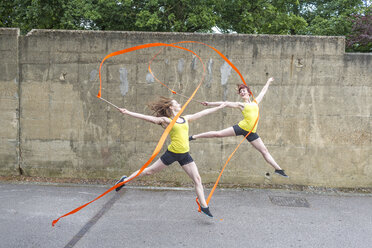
top-left (189, 135), bottom-right (195, 141)
top-left (115, 176), bottom-right (127, 192)
top-left (200, 206), bottom-right (213, 218)
top-left (274, 170), bottom-right (289, 178)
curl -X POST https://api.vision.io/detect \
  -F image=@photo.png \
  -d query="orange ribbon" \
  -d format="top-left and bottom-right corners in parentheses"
top-left (205, 103), bottom-right (258, 206)
top-left (147, 41), bottom-right (259, 211)
top-left (52, 43), bottom-right (206, 226)
top-left (52, 41), bottom-right (259, 226)
top-left (148, 40), bottom-right (252, 100)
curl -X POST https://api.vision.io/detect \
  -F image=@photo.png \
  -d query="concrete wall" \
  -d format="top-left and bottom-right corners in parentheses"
top-left (0, 28), bottom-right (370, 188)
top-left (0, 28), bottom-right (19, 175)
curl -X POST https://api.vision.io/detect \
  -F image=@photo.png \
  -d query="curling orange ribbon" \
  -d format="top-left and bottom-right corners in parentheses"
top-left (52, 40), bottom-right (259, 225)
top-left (52, 43), bottom-right (206, 226)
top-left (148, 40), bottom-right (253, 101)
top-left (147, 41), bottom-right (259, 212)
top-left (205, 104), bottom-right (258, 206)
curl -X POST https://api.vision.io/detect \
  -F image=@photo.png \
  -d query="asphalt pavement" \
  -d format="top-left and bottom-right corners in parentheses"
top-left (1, 182), bottom-right (371, 248)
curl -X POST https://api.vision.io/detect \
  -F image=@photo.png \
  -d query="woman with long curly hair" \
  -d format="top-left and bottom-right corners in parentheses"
top-left (115, 96), bottom-right (227, 217)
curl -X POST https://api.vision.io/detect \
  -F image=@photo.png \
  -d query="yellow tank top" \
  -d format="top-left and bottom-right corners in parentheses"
top-left (238, 102), bottom-right (259, 133)
top-left (167, 117), bottom-right (189, 153)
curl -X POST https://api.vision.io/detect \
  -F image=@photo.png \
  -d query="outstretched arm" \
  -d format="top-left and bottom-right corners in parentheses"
top-left (255, 77), bottom-right (274, 104)
top-left (118, 108), bottom-right (168, 125)
top-left (201, 101), bottom-right (243, 109)
top-left (185, 103), bottom-right (227, 122)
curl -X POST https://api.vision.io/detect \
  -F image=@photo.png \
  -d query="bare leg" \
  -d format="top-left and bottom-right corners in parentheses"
top-left (182, 162), bottom-right (208, 208)
top-left (192, 126), bottom-right (235, 140)
top-left (250, 138), bottom-right (282, 170)
top-left (124, 158), bottom-right (168, 182)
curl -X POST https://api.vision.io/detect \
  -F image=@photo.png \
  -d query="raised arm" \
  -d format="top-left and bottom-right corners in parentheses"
top-left (118, 108), bottom-right (169, 125)
top-left (255, 77), bottom-right (274, 104)
top-left (184, 103), bottom-right (227, 122)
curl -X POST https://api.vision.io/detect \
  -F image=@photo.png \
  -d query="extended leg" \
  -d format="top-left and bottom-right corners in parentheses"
top-left (126, 158), bottom-right (168, 181)
top-left (115, 158), bottom-right (168, 191)
top-left (250, 138), bottom-right (282, 170)
top-left (192, 126), bottom-right (235, 140)
top-left (182, 162), bottom-right (208, 207)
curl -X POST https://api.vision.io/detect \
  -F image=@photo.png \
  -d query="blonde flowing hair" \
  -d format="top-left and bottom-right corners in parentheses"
top-left (148, 96), bottom-right (174, 118)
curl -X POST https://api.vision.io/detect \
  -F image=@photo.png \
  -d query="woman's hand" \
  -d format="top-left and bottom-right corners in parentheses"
top-left (118, 108), bottom-right (128, 114)
top-left (201, 101), bottom-right (209, 106)
top-left (268, 77), bottom-right (274, 83)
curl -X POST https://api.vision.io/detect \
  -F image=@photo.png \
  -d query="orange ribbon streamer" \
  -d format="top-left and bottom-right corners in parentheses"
top-left (174, 42), bottom-right (259, 210)
top-left (52, 43), bottom-right (206, 226)
top-left (148, 40), bottom-right (253, 100)
top-left (147, 41), bottom-right (259, 211)
top-left (52, 41), bottom-right (260, 226)
top-left (204, 104), bottom-right (258, 206)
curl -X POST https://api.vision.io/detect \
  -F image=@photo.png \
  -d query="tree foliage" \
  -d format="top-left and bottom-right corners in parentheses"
top-left (0, 0), bottom-right (218, 34)
top-left (215, 0), bottom-right (308, 35)
top-left (346, 7), bottom-right (372, 52)
top-left (0, 0), bottom-right (371, 52)
top-left (296, 0), bottom-right (367, 36)
top-left (0, 0), bottom-right (94, 32)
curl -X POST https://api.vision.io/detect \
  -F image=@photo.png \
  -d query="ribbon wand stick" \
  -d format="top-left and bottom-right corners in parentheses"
top-left (98, 97), bottom-right (121, 110)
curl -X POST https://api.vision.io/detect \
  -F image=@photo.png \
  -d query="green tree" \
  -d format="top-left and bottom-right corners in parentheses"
top-left (1, 0), bottom-right (371, 53)
top-left (213, 0), bottom-right (370, 36)
top-left (100, 0), bottom-right (218, 32)
top-left (0, 0), bottom-right (96, 33)
top-left (297, 0), bottom-right (367, 35)
top-left (0, 0), bottom-right (218, 34)
top-left (214, 0), bottom-right (308, 34)
top-left (0, 1), bottom-right (16, 27)
top-left (80, 0), bottom-right (139, 31)
top-left (346, 6), bottom-right (372, 52)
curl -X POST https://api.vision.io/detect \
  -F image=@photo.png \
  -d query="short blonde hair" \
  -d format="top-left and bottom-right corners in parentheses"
top-left (237, 84), bottom-right (251, 95)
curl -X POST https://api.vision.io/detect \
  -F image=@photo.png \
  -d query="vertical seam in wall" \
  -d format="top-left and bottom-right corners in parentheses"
top-left (105, 36), bottom-right (110, 155)
top-left (17, 29), bottom-right (23, 175)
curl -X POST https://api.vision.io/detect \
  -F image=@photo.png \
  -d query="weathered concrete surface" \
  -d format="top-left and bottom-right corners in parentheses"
top-left (1, 183), bottom-right (372, 248)
top-left (0, 28), bottom-right (19, 176)
top-left (0, 28), bottom-right (371, 188)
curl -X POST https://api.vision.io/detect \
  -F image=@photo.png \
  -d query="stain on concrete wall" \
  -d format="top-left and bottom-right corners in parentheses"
top-left (206, 58), bottom-right (213, 88)
top-left (177, 58), bottom-right (185, 91)
top-left (178, 58), bottom-right (185, 73)
top-left (89, 70), bottom-right (98, 82)
top-left (146, 72), bottom-right (154, 84)
top-left (220, 61), bottom-right (232, 101)
top-left (190, 56), bottom-right (198, 71)
top-left (119, 67), bottom-right (129, 96)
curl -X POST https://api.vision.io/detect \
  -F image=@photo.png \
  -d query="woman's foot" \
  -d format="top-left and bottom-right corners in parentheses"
top-left (115, 175), bottom-right (127, 191)
top-left (200, 206), bottom-right (213, 217)
top-left (274, 170), bottom-right (288, 178)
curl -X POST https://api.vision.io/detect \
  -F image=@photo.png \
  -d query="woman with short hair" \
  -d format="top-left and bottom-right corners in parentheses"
top-left (189, 77), bottom-right (288, 178)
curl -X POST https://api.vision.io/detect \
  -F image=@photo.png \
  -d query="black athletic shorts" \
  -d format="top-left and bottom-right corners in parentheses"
top-left (160, 150), bottom-right (194, 166)
top-left (233, 124), bottom-right (260, 142)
